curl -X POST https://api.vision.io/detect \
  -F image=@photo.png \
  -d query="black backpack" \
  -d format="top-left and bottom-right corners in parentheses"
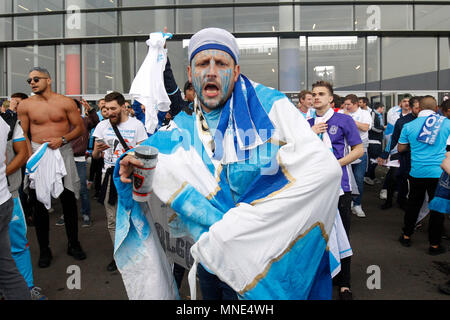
top-left (0, 111), bottom-right (17, 141)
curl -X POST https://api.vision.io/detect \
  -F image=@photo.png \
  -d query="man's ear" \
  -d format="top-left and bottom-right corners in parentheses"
top-left (187, 66), bottom-right (192, 83)
top-left (234, 65), bottom-right (240, 82)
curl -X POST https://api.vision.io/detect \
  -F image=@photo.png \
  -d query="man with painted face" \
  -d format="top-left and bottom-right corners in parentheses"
top-left (115, 28), bottom-right (342, 300)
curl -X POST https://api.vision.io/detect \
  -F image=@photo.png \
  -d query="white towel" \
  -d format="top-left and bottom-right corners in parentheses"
top-left (25, 143), bottom-right (67, 209)
top-left (129, 32), bottom-right (172, 134)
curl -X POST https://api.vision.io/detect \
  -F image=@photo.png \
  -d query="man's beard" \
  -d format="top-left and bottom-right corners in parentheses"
top-left (33, 88), bottom-right (44, 95)
top-left (198, 96), bottom-right (226, 111)
top-left (109, 112), bottom-right (121, 125)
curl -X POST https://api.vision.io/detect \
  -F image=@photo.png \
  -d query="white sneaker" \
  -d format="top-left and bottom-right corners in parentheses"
top-left (364, 177), bottom-right (375, 185)
top-left (352, 205), bottom-right (366, 218)
top-left (30, 286), bottom-right (48, 300)
top-left (379, 189), bottom-right (387, 200)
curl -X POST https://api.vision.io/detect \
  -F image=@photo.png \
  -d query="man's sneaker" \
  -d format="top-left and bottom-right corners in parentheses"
top-left (439, 280), bottom-right (450, 295)
top-left (30, 286), bottom-right (48, 300)
top-left (379, 189), bottom-right (387, 200)
top-left (428, 245), bottom-right (446, 256)
top-left (107, 260), bottom-right (117, 272)
top-left (381, 201), bottom-right (393, 210)
top-left (81, 215), bottom-right (91, 228)
top-left (38, 247), bottom-right (52, 268)
top-left (364, 177), bottom-right (375, 185)
top-left (398, 234), bottom-right (411, 247)
top-left (67, 243), bottom-right (87, 260)
top-left (55, 215), bottom-right (65, 226)
top-left (352, 205), bottom-right (366, 218)
top-left (339, 289), bottom-right (353, 300)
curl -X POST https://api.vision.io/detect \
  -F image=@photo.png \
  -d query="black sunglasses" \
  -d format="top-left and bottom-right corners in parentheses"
top-left (27, 77), bottom-right (48, 84)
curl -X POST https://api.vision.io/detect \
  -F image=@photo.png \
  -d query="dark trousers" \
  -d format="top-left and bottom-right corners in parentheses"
top-left (30, 188), bottom-right (79, 250)
top-left (89, 157), bottom-right (103, 197)
top-left (366, 161), bottom-right (378, 180)
top-left (385, 167), bottom-right (398, 203)
top-left (197, 263), bottom-right (238, 300)
top-left (0, 197), bottom-right (31, 300)
top-left (335, 192), bottom-right (352, 288)
top-left (173, 263), bottom-right (185, 290)
top-left (366, 143), bottom-right (382, 179)
top-left (402, 176), bottom-right (444, 246)
top-left (395, 171), bottom-right (409, 205)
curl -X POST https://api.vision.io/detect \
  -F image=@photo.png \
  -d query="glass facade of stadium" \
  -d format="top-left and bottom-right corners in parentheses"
top-left (0, 0), bottom-right (449, 107)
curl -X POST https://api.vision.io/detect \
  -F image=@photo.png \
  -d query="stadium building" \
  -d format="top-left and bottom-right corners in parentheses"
top-left (0, 0), bottom-right (449, 107)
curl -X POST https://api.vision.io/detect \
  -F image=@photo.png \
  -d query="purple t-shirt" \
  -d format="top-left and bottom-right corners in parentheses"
top-left (308, 112), bottom-right (362, 192)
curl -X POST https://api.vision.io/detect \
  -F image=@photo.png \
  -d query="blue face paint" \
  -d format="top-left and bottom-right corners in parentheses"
top-left (191, 49), bottom-right (236, 112)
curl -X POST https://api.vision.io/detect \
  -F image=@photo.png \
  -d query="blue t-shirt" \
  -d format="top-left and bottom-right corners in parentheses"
top-left (398, 114), bottom-right (450, 178)
top-left (202, 107), bottom-right (222, 133)
top-left (309, 112), bottom-right (362, 192)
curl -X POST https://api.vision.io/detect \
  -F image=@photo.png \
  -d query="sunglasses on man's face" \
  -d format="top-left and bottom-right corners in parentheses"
top-left (27, 77), bottom-right (48, 84)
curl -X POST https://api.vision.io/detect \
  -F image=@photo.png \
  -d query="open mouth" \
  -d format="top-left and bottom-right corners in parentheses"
top-left (203, 83), bottom-right (220, 98)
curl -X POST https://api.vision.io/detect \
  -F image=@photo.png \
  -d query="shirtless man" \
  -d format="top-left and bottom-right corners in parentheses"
top-left (18, 67), bottom-right (86, 268)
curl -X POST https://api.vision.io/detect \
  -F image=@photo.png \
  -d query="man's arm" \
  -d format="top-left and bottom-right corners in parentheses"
top-left (389, 119), bottom-right (404, 153)
top-left (397, 123), bottom-right (410, 154)
top-left (92, 140), bottom-right (109, 159)
top-left (6, 140), bottom-right (28, 176)
top-left (338, 143), bottom-right (364, 167)
top-left (64, 99), bottom-right (84, 142)
top-left (354, 120), bottom-right (370, 132)
top-left (164, 57), bottom-right (189, 118)
top-left (397, 143), bottom-right (409, 153)
top-left (441, 152), bottom-right (450, 174)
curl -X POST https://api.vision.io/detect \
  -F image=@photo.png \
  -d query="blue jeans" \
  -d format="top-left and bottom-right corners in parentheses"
top-left (75, 161), bottom-right (90, 217)
top-left (351, 152), bottom-right (367, 206)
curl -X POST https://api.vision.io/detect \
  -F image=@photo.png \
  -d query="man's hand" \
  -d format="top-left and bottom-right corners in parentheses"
top-left (44, 137), bottom-right (63, 150)
top-left (95, 142), bottom-right (110, 152)
top-left (81, 99), bottom-right (90, 114)
top-left (119, 155), bottom-right (144, 183)
top-left (377, 157), bottom-right (386, 166)
top-left (311, 123), bottom-right (327, 135)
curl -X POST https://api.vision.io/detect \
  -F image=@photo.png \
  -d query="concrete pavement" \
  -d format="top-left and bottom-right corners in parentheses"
top-left (26, 167), bottom-right (449, 300)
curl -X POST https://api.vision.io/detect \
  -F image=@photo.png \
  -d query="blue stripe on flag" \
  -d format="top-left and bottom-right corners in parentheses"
top-left (26, 143), bottom-right (48, 174)
top-left (240, 225), bottom-right (330, 300)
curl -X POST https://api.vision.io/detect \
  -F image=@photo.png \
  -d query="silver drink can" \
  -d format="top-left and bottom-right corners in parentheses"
top-left (132, 145), bottom-right (158, 202)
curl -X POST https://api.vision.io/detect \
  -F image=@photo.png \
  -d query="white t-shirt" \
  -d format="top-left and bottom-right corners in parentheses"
top-left (93, 117), bottom-right (148, 170)
top-left (12, 121), bottom-right (25, 142)
top-left (347, 107), bottom-right (373, 150)
top-left (0, 117), bottom-right (12, 205)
